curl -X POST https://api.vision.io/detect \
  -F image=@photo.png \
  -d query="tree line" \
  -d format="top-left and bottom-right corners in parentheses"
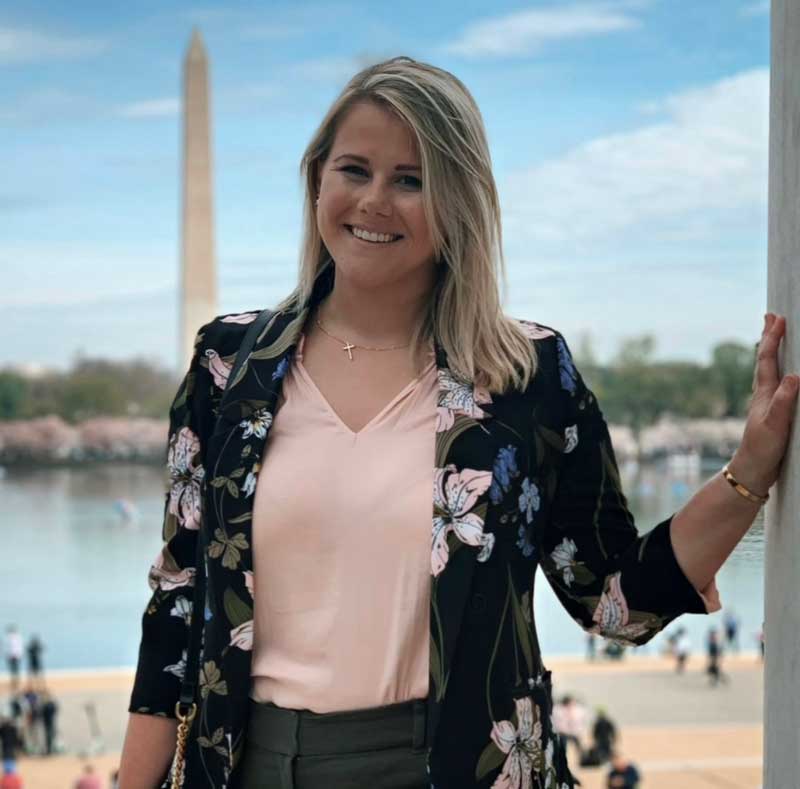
top-left (0, 333), bottom-right (756, 431)
top-left (571, 334), bottom-right (756, 437)
top-left (0, 357), bottom-right (179, 423)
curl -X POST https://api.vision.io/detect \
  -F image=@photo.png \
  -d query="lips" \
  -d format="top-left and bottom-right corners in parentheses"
top-left (344, 224), bottom-right (403, 243)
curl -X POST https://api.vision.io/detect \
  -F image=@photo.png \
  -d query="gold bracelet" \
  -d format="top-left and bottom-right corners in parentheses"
top-left (721, 464), bottom-right (769, 505)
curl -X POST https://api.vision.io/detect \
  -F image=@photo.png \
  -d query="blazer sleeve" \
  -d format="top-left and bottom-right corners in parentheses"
top-left (128, 322), bottom-right (214, 717)
top-left (536, 330), bottom-right (721, 647)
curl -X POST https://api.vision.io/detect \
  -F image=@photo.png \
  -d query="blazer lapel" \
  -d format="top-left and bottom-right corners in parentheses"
top-left (202, 266), bottom-right (335, 659)
top-left (197, 301), bottom-right (309, 779)
top-left (206, 305), bottom-right (309, 570)
top-left (427, 344), bottom-right (497, 741)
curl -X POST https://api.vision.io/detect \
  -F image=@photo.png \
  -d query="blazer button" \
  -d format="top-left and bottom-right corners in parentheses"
top-left (471, 593), bottom-right (487, 612)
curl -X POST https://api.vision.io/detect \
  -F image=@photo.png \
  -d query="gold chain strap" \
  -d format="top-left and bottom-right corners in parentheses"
top-left (170, 702), bottom-right (197, 789)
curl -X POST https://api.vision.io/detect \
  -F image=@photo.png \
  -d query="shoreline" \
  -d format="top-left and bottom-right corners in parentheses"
top-left (0, 651), bottom-right (763, 694)
top-left (4, 654), bottom-right (764, 789)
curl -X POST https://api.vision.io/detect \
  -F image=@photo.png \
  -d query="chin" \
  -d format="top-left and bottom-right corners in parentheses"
top-left (332, 261), bottom-right (402, 290)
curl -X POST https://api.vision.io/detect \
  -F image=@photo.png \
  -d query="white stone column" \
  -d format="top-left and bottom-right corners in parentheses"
top-left (764, 1), bottom-right (800, 786)
top-left (179, 29), bottom-right (218, 372)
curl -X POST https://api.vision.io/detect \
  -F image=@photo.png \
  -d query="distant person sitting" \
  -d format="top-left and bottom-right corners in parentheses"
top-left (74, 764), bottom-right (102, 789)
top-left (602, 641), bottom-right (625, 660)
top-left (580, 706), bottom-right (618, 767)
top-left (606, 750), bottom-right (641, 788)
top-left (591, 706), bottom-right (617, 762)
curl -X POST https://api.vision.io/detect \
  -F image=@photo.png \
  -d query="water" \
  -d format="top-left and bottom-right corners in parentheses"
top-left (0, 461), bottom-right (764, 671)
top-left (534, 461), bottom-right (765, 661)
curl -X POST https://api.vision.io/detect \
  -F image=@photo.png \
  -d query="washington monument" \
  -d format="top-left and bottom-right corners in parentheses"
top-left (179, 29), bottom-right (217, 371)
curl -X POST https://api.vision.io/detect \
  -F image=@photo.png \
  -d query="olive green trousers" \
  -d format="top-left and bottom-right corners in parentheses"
top-left (239, 697), bottom-right (430, 789)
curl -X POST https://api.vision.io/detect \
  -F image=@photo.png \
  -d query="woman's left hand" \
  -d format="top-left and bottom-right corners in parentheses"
top-left (729, 313), bottom-right (800, 496)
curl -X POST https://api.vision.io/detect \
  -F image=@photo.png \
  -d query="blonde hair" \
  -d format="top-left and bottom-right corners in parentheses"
top-left (275, 55), bottom-right (538, 393)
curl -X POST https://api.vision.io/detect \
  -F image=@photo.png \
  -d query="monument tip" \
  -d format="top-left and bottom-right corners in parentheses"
top-left (188, 28), bottom-right (207, 59)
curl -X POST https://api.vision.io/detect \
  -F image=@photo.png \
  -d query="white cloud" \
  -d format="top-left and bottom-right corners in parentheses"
top-left (740, 1), bottom-right (769, 16)
top-left (441, 2), bottom-right (641, 58)
top-left (0, 25), bottom-right (106, 63)
top-left (502, 68), bottom-right (768, 246)
top-left (117, 98), bottom-right (180, 119)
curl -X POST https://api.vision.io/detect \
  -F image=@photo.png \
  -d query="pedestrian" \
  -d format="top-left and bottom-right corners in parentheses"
top-left (83, 701), bottom-right (104, 757)
top-left (25, 637), bottom-right (43, 690)
top-left (117, 56), bottom-right (798, 788)
top-left (552, 696), bottom-right (587, 763)
top-left (663, 628), bottom-right (678, 657)
top-left (723, 610), bottom-right (739, 653)
top-left (674, 628), bottom-right (691, 673)
top-left (3, 628), bottom-right (23, 693)
top-left (706, 629), bottom-right (729, 686)
top-left (586, 633), bottom-right (597, 661)
top-left (565, 696), bottom-right (589, 761)
top-left (0, 716), bottom-right (22, 776)
top-left (6, 700), bottom-right (21, 734)
top-left (606, 750), bottom-right (641, 788)
top-left (39, 690), bottom-right (58, 756)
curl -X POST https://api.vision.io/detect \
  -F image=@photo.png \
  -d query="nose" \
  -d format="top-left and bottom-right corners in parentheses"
top-left (359, 179), bottom-right (392, 217)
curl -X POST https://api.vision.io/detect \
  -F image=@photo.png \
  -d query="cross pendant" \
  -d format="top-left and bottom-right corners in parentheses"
top-left (342, 342), bottom-right (356, 361)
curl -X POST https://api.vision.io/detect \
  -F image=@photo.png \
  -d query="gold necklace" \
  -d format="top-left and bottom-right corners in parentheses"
top-left (314, 317), bottom-right (411, 361)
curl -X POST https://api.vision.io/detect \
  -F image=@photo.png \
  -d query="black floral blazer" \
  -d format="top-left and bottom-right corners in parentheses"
top-left (130, 266), bottom-right (712, 788)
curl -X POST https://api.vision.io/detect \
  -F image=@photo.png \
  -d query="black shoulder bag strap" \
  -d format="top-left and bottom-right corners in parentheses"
top-left (176, 308), bottom-right (276, 715)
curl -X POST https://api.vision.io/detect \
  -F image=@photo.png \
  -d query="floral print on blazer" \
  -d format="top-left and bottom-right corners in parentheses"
top-left (130, 266), bottom-right (715, 788)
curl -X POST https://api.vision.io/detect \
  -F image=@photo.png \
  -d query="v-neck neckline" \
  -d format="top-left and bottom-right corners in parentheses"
top-left (293, 333), bottom-right (436, 437)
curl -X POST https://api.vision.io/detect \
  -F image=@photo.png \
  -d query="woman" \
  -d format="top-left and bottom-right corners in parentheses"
top-left (118, 56), bottom-right (797, 788)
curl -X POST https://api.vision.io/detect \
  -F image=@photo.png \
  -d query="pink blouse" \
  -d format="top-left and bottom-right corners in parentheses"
top-left (249, 334), bottom-right (438, 712)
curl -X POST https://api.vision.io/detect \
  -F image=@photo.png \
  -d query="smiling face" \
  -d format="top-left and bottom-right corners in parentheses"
top-left (315, 100), bottom-right (438, 293)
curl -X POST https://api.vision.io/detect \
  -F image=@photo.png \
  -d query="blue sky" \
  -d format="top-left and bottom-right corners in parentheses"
top-left (1, 0), bottom-right (771, 373)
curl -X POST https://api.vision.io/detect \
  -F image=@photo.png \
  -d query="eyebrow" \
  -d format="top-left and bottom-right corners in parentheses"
top-left (333, 154), bottom-right (421, 172)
